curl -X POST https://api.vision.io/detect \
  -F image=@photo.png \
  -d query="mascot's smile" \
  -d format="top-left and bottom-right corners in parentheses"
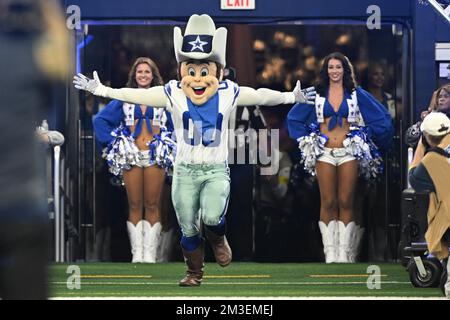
top-left (193, 87), bottom-right (206, 95)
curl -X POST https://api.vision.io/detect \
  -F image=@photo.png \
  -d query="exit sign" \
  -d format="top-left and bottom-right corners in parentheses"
top-left (221, 0), bottom-right (255, 10)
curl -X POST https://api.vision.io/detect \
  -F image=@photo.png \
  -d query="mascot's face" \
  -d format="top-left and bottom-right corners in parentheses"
top-left (180, 61), bottom-right (222, 105)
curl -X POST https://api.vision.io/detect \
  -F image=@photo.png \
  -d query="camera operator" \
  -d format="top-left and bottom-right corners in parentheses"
top-left (409, 112), bottom-right (450, 298)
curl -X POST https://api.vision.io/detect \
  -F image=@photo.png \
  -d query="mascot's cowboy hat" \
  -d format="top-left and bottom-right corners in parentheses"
top-left (174, 14), bottom-right (227, 67)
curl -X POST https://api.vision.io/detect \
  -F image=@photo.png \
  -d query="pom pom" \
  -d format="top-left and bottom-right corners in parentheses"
top-left (103, 124), bottom-right (140, 176)
top-left (297, 123), bottom-right (328, 176)
top-left (343, 126), bottom-right (383, 180)
top-left (147, 126), bottom-right (177, 171)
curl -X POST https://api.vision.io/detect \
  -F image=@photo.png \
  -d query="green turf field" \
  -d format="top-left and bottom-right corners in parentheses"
top-left (50, 262), bottom-right (443, 298)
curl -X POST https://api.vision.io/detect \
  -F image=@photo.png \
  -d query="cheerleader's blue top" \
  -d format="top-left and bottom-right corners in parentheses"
top-left (287, 87), bottom-right (394, 152)
top-left (323, 93), bottom-right (350, 131)
top-left (93, 99), bottom-right (174, 148)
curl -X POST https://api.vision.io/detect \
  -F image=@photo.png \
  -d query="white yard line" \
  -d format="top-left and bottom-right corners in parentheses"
top-left (51, 280), bottom-right (412, 285)
top-left (50, 296), bottom-right (446, 300)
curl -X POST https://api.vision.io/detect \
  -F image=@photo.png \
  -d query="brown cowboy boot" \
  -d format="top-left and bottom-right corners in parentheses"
top-left (179, 240), bottom-right (205, 287)
top-left (205, 228), bottom-right (232, 267)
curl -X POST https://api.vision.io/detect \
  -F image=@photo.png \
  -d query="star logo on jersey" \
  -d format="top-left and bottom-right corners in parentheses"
top-left (189, 36), bottom-right (208, 52)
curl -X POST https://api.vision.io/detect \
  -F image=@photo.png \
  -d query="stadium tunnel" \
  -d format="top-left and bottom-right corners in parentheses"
top-left (53, 0), bottom-right (450, 263)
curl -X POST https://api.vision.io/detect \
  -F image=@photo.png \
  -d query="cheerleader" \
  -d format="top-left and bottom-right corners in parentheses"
top-left (93, 57), bottom-right (175, 263)
top-left (287, 52), bottom-right (393, 263)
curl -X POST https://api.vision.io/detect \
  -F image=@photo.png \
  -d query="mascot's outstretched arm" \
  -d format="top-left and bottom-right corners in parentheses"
top-left (73, 71), bottom-right (167, 108)
top-left (237, 81), bottom-right (316, 107)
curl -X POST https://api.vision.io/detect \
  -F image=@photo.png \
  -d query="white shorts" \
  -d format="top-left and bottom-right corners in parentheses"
top-left (135, 150), bottom-right (152, 168)
top-left (317, 147), bottom-right (356, 166)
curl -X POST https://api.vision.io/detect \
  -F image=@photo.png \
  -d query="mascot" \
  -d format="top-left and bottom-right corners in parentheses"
top-left (74, 14), bottom-right (315, 286)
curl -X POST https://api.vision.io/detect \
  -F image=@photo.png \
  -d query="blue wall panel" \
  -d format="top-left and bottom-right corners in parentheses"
top-left (436, 18), bottom-right (450, 42)
top-left (63, 0), bottom-right (411, 19)
top-left (413, 1), bottom-right (437, 120)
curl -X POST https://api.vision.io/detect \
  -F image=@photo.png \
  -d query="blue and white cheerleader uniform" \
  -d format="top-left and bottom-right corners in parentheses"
top-left (287, 87), bottom-right (394, 180)
top-left (93, 100), bottom-right (176, 177)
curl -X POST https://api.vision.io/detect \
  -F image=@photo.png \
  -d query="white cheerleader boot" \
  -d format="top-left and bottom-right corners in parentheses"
top-left (318, 220), bottom-right (338, 263)
top-left (354, 225), bottom-right (365, 262)
top-left (347, 224), bottom-right (364, 263)
top-left (337, 221), bottom-right (355, 263)
top-left (156, 227), bottom-right (176, 262)
top-left (127, 221), bottom-right (144, 263)
top-left (347, 225), bottom-right (356, 263)
top-left (143, 221), bottom-right (162, 263)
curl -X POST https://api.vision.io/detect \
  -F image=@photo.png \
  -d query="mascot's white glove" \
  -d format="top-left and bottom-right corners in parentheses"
top-left (293, 80), bottom-right (316, 105)
top-left (73, 71), bottom-right (107, 96)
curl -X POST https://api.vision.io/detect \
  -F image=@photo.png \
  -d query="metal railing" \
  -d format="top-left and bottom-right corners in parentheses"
top-left (43, 127), bottom-right (68, 262)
